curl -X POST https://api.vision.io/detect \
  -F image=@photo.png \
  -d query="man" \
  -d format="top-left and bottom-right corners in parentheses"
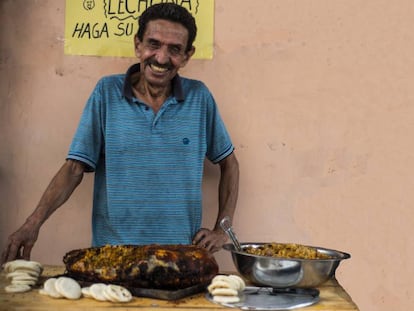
top-left (1, 3), bottom-right (239, 264)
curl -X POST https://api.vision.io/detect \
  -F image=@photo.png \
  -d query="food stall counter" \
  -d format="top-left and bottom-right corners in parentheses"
top-left (0, 265), bottom-right (359, 311)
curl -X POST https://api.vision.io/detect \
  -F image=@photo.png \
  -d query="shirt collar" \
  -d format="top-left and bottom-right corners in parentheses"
top-left (122, 63), bottom-right (184, 103)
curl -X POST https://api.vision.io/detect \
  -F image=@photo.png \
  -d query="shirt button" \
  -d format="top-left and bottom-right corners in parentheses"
top-left (145, 106), bottom-right (149, 111)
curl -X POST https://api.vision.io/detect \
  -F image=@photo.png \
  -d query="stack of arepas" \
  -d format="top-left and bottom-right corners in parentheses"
top-left (3, 259), bottom-right (43, 293)
top-left (207, 274), bottom-right (245, 303)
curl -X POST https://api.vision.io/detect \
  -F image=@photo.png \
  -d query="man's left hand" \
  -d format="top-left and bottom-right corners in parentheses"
top-left (192, 228), bottom-right (228, 253)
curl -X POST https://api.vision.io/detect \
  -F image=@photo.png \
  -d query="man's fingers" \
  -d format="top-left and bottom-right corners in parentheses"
top-left (0, 244), bottom-right (10, 266)
top-left (192, 228), bottom-right (209, 244)
top-left (205, 243), bottom-right (216, 252)
top-left (1, 243), bottom-right (19, 265)
top-left (22, 243), bottom-right (33, 260)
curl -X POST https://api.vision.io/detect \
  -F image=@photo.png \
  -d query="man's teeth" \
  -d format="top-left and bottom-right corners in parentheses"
top-left (150, 64), bottom-right (168, 73)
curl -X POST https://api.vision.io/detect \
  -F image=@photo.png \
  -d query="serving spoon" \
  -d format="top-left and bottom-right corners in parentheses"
top-left (220, 216), bottom-right (242, 252)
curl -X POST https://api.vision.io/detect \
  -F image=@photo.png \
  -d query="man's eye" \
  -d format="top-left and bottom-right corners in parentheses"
top-left (147, 41), bottom-right (160, 49)
top-left (169, 46), bottom-right (182, 55)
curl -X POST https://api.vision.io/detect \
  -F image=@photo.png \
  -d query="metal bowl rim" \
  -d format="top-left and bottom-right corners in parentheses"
top-left (223, 242), bottom-right (351, 262)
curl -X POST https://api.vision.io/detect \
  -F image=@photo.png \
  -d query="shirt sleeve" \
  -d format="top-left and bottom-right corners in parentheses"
top-left (67, 79), bottom-right (105, 172)
top-left (204, 89), bottom-right (234, 164)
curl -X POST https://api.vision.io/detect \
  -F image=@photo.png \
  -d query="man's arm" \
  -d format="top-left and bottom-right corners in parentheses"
top-left (193, 152), bottom-right (240, 252)
top-left (1, 159), bottom-right (85, 264)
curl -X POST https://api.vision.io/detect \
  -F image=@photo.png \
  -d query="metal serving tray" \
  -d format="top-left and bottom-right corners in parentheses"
top-left (206, 286), bottom-right (320, 310)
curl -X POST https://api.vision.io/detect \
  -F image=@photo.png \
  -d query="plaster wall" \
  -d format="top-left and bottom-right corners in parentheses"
top-left (1, 1), bottom-right (413, 311)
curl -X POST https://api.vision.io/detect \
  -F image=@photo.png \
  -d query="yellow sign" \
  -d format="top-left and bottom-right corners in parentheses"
top-left (64, 0), bottom-right (214, 59)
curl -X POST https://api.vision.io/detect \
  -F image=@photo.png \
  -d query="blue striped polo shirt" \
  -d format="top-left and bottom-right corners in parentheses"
top-left (67, 63), bottom-right (234, 247)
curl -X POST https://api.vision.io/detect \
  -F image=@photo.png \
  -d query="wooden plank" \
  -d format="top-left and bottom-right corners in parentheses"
top-left (0, 265), bottom-right (359, 311)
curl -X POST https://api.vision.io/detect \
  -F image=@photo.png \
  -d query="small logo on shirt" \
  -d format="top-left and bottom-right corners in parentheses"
top-left (182, 138), bottom-right (190, 145)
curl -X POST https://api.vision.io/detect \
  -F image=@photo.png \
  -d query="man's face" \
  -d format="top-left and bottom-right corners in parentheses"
top-left (135, 19), bottom-right (195, 88)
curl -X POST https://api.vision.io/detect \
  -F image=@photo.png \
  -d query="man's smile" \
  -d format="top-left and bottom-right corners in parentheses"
top-left (149, 63), bottom-right (170, 74)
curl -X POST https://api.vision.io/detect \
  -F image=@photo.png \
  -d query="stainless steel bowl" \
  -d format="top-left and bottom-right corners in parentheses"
top-left (223, 243), bottom-right (351, 289)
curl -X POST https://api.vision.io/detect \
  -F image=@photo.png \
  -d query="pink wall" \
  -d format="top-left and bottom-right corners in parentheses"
top-left (1, 1), bottom-right (413, 310)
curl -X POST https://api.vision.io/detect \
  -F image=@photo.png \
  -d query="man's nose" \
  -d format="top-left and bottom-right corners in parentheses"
top-left (155, 46), bottom-right (170, 64)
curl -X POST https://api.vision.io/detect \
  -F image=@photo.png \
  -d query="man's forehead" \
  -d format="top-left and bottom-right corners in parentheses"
top-left (144, 19), bottom-right (188, 42)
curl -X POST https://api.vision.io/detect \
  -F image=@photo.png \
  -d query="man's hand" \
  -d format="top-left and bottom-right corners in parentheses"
top-left (1, 160), bottom-right (85, 266)
top-left (1, 222), bottom-right (40, 265)
top-left (192, 228), bottom-right (228, 253)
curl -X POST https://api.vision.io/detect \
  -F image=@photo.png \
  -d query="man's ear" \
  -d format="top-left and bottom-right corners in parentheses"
top-left (134, 35), bottom-right (142, 60)
top-left (180, 46), bottom-right (196, 68)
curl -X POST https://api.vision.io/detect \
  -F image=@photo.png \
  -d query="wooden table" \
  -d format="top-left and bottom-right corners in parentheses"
top-left (0, 266), bottom-right (359, 311)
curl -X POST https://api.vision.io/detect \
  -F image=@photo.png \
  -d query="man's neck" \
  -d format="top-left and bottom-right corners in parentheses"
top-left (132, 74), bottom-right (171, 113)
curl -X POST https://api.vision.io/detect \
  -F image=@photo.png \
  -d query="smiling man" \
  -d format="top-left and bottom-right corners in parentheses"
top-left (2, 3), bottom-right (239, 264)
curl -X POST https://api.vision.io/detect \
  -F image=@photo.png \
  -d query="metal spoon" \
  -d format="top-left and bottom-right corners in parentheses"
top-left (220, 216), bottom-right (242, 252)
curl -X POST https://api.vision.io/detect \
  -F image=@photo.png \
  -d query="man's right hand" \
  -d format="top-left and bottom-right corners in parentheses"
top-left (1, 221), bottom-right (40, 265)
top-left (1, 160), bottom-right (85, 266)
